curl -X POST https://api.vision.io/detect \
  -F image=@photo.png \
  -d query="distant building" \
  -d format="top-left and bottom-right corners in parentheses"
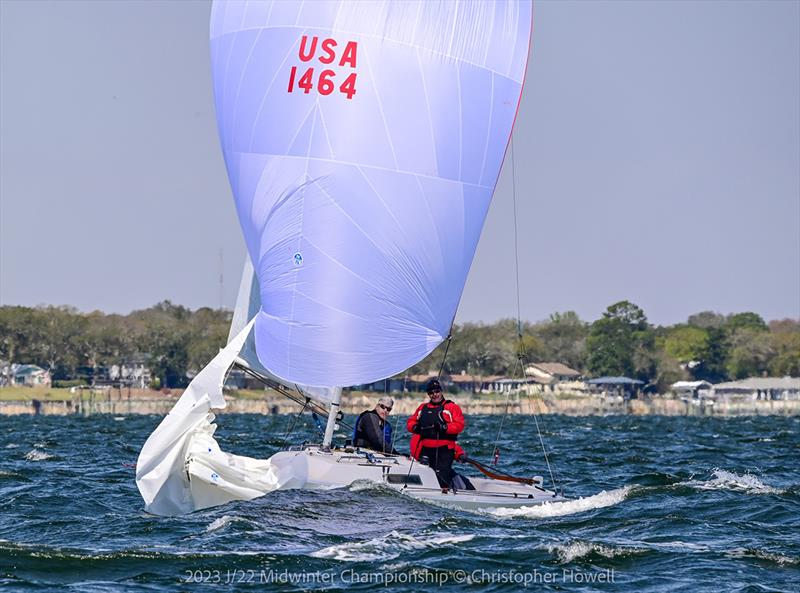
top-left (487, 375), bottom-right (548, 395)
top-left (712, 377), bottom-right (800, 401)
top-left (524, 362), bottom-right (585, 394)
top-left (671, 380), bottom-right (713, 399)
top-left (108, 356), bottom-right (152, 389)
top-left (11, 364), bottom-right (52, 387)
top-left (525, 362), bottom-right (581, 381)
top-left (586, 376), bottom-right (644, 399)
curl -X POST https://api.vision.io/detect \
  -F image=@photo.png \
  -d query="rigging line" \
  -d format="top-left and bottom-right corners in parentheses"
top-left (500, 134), bottom-right (561, 492)
top-left (390, 376), bottom-right (407, 450)
top-left (280, 397), bottom-right (310, 450)
top-left (531, 405), bottom-right (557, 492)
top-left (233, 363), bottom-right (352, 430)
top-left (437, 333), bottom-right (454, 379)
top-left (491, 351), bottom-right (520, 464)
top-left (491, 134), bottom-right (523, 458)
top-left (511, 138), bottom-right (522, 331)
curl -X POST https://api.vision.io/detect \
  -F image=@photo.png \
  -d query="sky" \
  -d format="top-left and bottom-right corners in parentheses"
top-left (1, 0), bottom-right (798, 327)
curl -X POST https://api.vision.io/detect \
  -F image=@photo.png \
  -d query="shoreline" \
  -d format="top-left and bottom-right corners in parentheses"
top-left (0, 389), bottom-right (797, 417)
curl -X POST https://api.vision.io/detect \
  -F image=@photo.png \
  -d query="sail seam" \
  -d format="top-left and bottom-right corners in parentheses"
top-left (232, 152), bottom-right (493, 190)
top-left (245, 29), bottom-right (308, 152)
top-left (362, 44), bottom-right (400, 170)
top-left (415, 46), bottom-right (440, 179)
top-left (212, 26), bottom-right (524, 84)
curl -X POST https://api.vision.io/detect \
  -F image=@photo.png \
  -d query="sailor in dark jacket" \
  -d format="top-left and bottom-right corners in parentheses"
top-left (352, 396), bottom-right (397, 454)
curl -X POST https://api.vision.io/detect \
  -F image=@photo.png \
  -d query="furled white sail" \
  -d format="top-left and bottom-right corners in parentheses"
top-left (135, 320), bottom-right (294, 515)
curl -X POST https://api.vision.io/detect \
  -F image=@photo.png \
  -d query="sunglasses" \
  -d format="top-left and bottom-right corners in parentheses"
top-left (378, 404), bottom-right (393, 412)
top-left (427, 388), bottom-right (442, 395)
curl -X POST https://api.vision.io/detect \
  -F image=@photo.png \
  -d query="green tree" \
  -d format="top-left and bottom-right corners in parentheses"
top-left (663, 325), bottom-right (710, 365)
top-left (768, 319), bottom-right (800, 377)
top-left (586, 301), bottom-right (655, 381)
top-left (726, 312), bottom-right (768, 333)
top-left (0, 306), bottom-right (37, 363)
top-left (687, 311), bottom-right (725, 329)
top-left (726, 328), bottom-right (774, 379)
top-left (447, 321), bottom-right (517, 376)
top-left (694, 326), bottom-right (730, 382)
top-left (532, 311), bottom-right (588, 371)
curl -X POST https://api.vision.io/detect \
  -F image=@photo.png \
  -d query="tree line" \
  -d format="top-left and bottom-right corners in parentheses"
top-left (0, 300), bottom-right (797, 390)
top-left (410, 301), bottom-right (799, 391)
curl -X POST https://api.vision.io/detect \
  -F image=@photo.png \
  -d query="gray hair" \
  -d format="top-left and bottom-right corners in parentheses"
top-left (377, 396), bottom-right (394, 408)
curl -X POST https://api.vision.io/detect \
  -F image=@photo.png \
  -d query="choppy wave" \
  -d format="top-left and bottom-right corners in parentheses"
top-left (24, 449), bottom-right (54, 462)
top-left (205, 515), bottom-right (249, 533)
top-left (348, 480), bottom-right (396, 494)
top-left (2, 414), bottom-right (799, 593)
top-left (546, 540), bottom-right (649, 564)
top-left (310, 530), bottom-right (474, 562)
top-left (725, 548), bottom-right (800, 566)
top-left (488, 487), bottom-right (632, 519)
top-left (681, 469), bottom-right (784, 495)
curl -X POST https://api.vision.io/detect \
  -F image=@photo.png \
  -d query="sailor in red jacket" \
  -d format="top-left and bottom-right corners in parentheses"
top-left (407, 378), bottom-right (465, 488)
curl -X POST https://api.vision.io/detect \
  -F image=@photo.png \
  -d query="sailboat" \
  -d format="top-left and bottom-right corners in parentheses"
top-left (136, 0), bottom-right (565, 516)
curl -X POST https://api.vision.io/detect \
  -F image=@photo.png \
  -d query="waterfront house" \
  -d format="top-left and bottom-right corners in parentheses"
top-left (524, 362), bottom-right (585, 394)
top-left (711, 377), bottom-right (800, 401)
top-left (671, 380), bottom-right (713, 399)
top-left (586, 376), bottom-right (644, 399)
top-left (11, 364), bottom-right (51, 387)
top-left (525, 362), bottom-right (581, 382)
top-left (108, 355), bottom-right (152, 389)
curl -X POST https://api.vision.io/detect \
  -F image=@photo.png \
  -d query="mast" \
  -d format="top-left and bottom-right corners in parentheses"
top-left (322, 388), bottom-right (342, 449)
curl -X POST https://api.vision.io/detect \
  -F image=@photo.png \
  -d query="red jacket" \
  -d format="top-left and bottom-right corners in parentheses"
top-left (407, 399), bottom-right (466, 460)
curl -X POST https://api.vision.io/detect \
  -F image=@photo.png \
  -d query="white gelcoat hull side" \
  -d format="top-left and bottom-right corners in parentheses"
top-left (189, 446), bottom-right (565, 511)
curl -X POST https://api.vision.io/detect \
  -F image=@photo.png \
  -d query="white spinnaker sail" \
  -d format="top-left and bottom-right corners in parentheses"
top-left (211, 0), bottom-right (532, 387)
top-left (229, 258), bottom-right (340, 404)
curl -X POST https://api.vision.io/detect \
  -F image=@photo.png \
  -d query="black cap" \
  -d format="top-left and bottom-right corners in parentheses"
top-left (426, 378), bottom-right (442, 394)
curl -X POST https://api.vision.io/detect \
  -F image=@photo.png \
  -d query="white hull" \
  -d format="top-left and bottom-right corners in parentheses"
top-left (186, 444), bottom-right (565, 511)
top-left (136, 321), bottom-right (565, 515)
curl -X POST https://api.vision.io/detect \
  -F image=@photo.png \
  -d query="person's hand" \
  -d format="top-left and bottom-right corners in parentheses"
top-left (412, 423), bottom-right (422, 434)
top-left (435, 419), bottom-right (448, 432)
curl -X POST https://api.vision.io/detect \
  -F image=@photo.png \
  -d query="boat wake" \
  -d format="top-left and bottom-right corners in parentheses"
top-left (310, 530), bottom-right (475, 562)
top-left (488, 486), bottom-right (632, 519)
top-left (681, 469), bottom-right (784, 495)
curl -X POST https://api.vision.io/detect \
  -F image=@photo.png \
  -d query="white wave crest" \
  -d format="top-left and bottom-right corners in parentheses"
top-left (489, 486), bottom-right (631, 519)
top-left (310, 530), bottom-right (474, 562)
top-left (25, 449), bottom-right (54, 462)
top-left (726, 548), bottom-right (799, 566)
top-left (684, 469), bottom-right (783, 495)
top-left (348, 479), bottom-right (393, 493)
top-left (205, 515), bottom-right (247, 533)
top-left (547, 540), bottom-right (647, 564)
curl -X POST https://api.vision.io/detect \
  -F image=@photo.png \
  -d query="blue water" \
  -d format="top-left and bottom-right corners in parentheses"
top-left (1, 413), bottom-right (798, 592)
